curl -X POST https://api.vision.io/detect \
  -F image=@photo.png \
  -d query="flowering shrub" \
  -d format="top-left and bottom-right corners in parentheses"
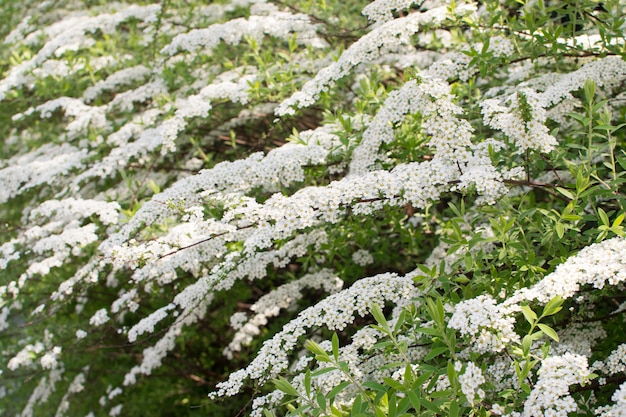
top-left (1, 0), bottom-right (625, 416)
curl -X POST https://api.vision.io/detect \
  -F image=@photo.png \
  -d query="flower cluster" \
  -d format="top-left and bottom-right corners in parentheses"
top-left (1, 0), bottom-right (625, 416)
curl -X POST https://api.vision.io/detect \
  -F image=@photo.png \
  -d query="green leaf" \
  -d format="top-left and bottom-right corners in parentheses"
top-left (388, 391), bottom-right (397, 416)
top-left (598, 207), bottom-right (610, 226)
top-left (449, 400), bottom-right (460, 417)
top-left (332, 333), bottom-right (339, 361)
top-left (537, 323), bottom-right (559, 342)
top-left (311, 367), bottom-right (337, 377)
top-left (613, 212), bottom-right (625, 228)
top-left (414, 370), bottom-right (434, 388)
top-left (351, 394), bottom-right (363, 415)
top-left (328, 381), bottom-right (351, 400)
top-left (424, 346), bottom-right (449, 361)
top-left (404, 363), bottom-right (415, 386)
top-left (541, 296), bottom-right (563, 317)
top-left (522, 335), bottom-right (532, 356)
top-left (416, 327), bottom-right (440, 336)
top-left (316, 392), bottom-right (326, 410)
top-left (305, 340), bottom-right (330, 362)
top-left (304, 369), bottom-right (311, 397)
top-left (393, 309), bottom-right (406, 334)
top-left (383, 377), bottom-right (407, 392)
top-left (556, 187), bottom-right (575, 200)
top-left (520, 305), bottom-right (537, 324)
top-left (408, 391), bottom-right (421, 413)
top-left (419, 397), bottom-right (442, 414)
top-left (272, 377), bottom-right (301, 397)
top-left (371, 303), bottom-right (390, 333)
top-left (363, 381), bottom-right (387, 392)
top-left (555, 222), bottom-right (565, 239)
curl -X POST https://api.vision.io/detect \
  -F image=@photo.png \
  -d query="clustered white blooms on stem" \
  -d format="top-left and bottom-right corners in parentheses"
top-left (1, 0), bottom-right (626, 416)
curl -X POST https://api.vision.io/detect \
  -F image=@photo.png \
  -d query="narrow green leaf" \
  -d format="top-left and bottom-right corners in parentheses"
top-left (363, 381), bottom-right (387, 392)
top-left (520, 305), bottom-right (537, 324)
top-left (393, 309), bottom-right (406, 334)
top-left (304, 369), bottom-right (311, 397)
top-left (305, 340), bottom-right (328, 357)
top-left (388, 391), bottom-right (397, 416)
top-left (311, 367), bottom-right (337, 377)
top-left (449, 400), bottom-right (460, 417)
top-left (420, 397), bottom-right (441, 414)
top-left (529, 330), bottom-right (544, 341)
top-left (316, 392), bottom-right (326, 410)
top-left (522, 335), bottom-right (532, 355)
top-left (328, 381), bottom-right (351, 400)
top-left (404, 363), bottom-right (414, 386)
top-left (447, 361), bottom-right (457, 384)
top-left (408, 391), bottom-right (421, 412)
top-left (555, 222), bottom-right (565, 239)
top-left (273, 377), bottom-right (301, 397)
top-left (613, 212), bottom-right (624, 228)
top-left (416, 327), bottom-right (440, 336)
top-left (537, 323), bottom-right (559, 342)
top-left (542, 296), bottom-right (563, 317)
top-left (598, 207), bottom-right (610, 226)
top-left (371, 303), bottom-right (390, 333)
top-left (383, 377), bottom-right (406, 391)
top-left (414, 370), bottom-right (434, 387)
top-left (332, 333), bottom-right (339, 361)
top-left (556, 187), bottom-right (575, 200)
top-left (397, 397), bottom-right (412, 414)
top-left (351, 394), bottom-right (363, 415)
top-left (424, 346), bottom-right (449, 361)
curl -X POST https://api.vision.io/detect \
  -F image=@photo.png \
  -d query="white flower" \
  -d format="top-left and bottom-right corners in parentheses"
top-left (352, 249), bottom-right (374, 266)
top-left (90, 309), bottom-right (110, 326)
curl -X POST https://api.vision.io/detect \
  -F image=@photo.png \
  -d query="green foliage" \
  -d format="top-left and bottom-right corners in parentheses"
top-left (0, 0), bottom-right (625, 416)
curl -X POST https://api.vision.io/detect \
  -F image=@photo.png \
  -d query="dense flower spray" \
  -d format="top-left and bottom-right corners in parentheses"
top-left (0, 0), bottom-right (625, 416)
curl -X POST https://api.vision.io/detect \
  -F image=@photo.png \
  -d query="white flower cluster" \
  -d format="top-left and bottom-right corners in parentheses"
top-left (448, 294), bottom-right (518, 353)
top-left (14, 97), bottom-right (107, 139)
top-left (596, 382), bottom-right (626, 417)
top-left (40, 346), bottom-right (62, 370)
top-left (0, 143), bottom-right (87, 204)
top-left (161, 10), bottom-right (325, 56)
top-left (7, 342), bottom-right (45, 371)
top-left (20, 368), bottom-right (65, 417)
top-left (127, 305), bottom-right (175, 343)
top-left (89, 308), bottom-right (110, 326)
top-left (362, 0), bottom-right (419, 25)
top-left (2, 0), bottom-right (625, 415)
top-left (0, 198), bottom-right (119, 305)
top-left (224, 269), bottom-right (343, 357)
top-left (523, 353), bottom-right (591, 417)
top-left (450, 237), bottom-right (626, 354)
top-left (487, 36), bottom-right (515, 58)
top-left (3, 15), bottom-right (34, 44)
top-left (276, 3), bottom-right (477, 116)
top-left (54, 369), bottom-right (87, 417)
top-left (210, 272), bottom-right (416, 398)
top-left (83, 65), bottom-right (152, 102)
top-left (482, 89), bottom-right (557, 154)
top-left (352, 249), bottom-right (374, 266)
top-left (457, 361), bottom-right (486, 405)
top-left (0, 4), bottom-right (160, 100)
top-left (107, 136), bottom-right (333, 248)
top-left (592, 344), bottom-right (626, 377)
